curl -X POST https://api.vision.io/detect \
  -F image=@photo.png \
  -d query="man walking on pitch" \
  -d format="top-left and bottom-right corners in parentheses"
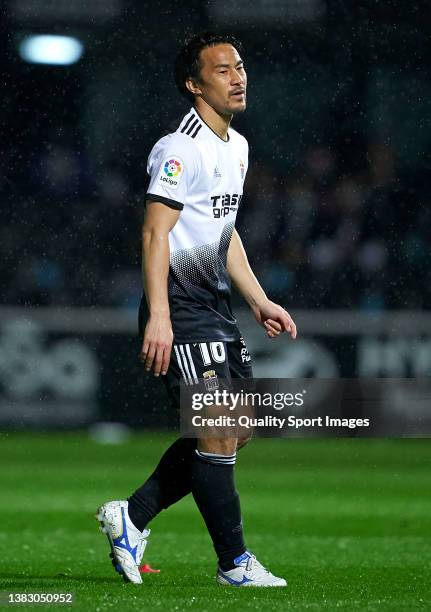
top-left (96, 32), bottom-right (297, 587)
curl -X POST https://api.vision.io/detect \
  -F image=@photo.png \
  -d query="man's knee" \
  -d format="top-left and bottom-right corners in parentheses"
top-left (197, 437), bottom-right (237, 456)
top-left (197, 431), bottom-right (253, 454)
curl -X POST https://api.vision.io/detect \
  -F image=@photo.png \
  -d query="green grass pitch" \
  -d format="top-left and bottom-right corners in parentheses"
top-left (0, 433), bottom-right (430, 611)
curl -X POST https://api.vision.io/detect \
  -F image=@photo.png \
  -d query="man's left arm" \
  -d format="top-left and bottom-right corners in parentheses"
top-left (226, 229), bottom-right (297, 339)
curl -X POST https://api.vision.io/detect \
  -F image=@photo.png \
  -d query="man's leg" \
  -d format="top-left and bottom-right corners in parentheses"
top-left (127, 435), bottom-right (248, 571)
top-left (191, 436), bottom-right (246, 570)
top-left (129, 339), bottom-right (248, 569)
top-left (127, 436), bottom-right (196, 530)
top-left (96, 345), bottom-right (199, 583)
top-left (98, 338), bottom-right (285, 585)
top-left (126, 346), bottom-right (198, 530)
top-left (191, 336), bottom-right (254, 571)
top-left (203, 338), bottom-right (286, 586)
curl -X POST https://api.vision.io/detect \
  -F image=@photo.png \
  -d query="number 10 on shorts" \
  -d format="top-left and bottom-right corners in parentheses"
top-left (199, 342), bottom-right (226, 365)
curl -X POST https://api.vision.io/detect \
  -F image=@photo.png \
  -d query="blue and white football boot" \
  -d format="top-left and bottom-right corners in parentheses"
top-left (216, 551), bottom-right (287, 587)
top-left (96, 500), bottom-right (150, 584)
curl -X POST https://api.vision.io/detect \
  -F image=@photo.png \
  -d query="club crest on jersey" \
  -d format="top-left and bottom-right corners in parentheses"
top-left (159, 157), bottom-right (184, 190)
top-left (203, 370), bottom-right (219, 391)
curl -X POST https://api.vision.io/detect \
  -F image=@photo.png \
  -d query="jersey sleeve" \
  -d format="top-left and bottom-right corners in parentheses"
top-left (145, 133), bottom-right (198, 210)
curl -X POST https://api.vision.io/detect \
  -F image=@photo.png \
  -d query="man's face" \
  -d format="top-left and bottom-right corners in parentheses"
top-left (192, 44), bottom-right (247, 115)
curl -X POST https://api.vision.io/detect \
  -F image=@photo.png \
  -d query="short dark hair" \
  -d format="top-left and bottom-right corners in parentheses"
top-left (174, 32), bottom-right (244, 102)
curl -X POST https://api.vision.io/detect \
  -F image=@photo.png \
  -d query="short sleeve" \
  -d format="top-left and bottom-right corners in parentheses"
top-left (145, 133), bottom-right (198, 211)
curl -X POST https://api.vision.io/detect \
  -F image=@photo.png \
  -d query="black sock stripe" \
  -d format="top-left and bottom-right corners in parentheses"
top-left (199, 457), bottom-right (236, 462)
top-left (198, 459), bottom-right (236, 465)
top-left (195, 449), bottom-right (237, 465)
top-left (198, 451), bottom-right (236, 459)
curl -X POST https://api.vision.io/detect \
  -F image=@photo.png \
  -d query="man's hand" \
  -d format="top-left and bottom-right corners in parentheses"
top-left (139, 314), bottom-right (173, 376)
top-left (226, 230), bottom-right (297, 340)
top-left (251, 299), bottom-right (297, 340)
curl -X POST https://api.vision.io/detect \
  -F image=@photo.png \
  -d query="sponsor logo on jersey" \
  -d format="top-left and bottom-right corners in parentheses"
top-left (213, 166), bottom-right (222, 178)
top-left (159, 157), bottom-right (184, 189)
top-left (240, 159), bottom-right (245, 179)
top-left (203, 369), bottom-right (219, 391)
top-left (211, 193), bottom-right (242, 218)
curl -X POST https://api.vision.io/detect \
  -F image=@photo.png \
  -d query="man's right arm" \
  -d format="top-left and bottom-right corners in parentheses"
top-left (140, 201), bottom-right (180, 376)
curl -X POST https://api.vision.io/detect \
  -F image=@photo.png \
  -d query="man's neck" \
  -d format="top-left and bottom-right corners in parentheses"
top-left (194, 99), bottom-right (232, 141)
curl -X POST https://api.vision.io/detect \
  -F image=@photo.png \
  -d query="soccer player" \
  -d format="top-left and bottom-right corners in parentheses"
top-left (96, 32), bottom-right (297, 587)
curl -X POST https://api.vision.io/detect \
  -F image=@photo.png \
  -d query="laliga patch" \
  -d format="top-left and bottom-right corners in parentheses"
top-left (158, 156), bottom-right (184, 190)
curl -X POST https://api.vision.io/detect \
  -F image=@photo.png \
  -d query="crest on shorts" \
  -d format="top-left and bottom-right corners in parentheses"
top-left (203, 370), bottom-right (219, 391)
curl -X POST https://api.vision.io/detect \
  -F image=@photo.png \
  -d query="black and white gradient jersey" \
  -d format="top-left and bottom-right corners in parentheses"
top-left (144, 107), bottom-right (249, 343)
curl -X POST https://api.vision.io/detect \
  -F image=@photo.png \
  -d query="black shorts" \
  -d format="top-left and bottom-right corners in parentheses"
top-left (163, 337), bottom-right (253, 410)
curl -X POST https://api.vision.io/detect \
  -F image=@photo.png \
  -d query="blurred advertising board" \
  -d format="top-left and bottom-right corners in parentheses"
top-left (0, 307), bottom-right (430, 434)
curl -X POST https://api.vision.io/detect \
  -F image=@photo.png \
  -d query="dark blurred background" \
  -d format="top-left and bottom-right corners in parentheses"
top-left (2, 0), bottom-right (430, 312)
top-left (1, 0), bottom-right (430, 429)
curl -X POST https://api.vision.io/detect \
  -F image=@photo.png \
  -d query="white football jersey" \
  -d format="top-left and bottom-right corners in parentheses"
top-left (144, 107), bottom-right (248, 342)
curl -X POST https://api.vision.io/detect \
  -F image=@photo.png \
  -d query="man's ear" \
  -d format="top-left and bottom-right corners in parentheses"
top-left (186, 78), bottom-right (202, 97)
